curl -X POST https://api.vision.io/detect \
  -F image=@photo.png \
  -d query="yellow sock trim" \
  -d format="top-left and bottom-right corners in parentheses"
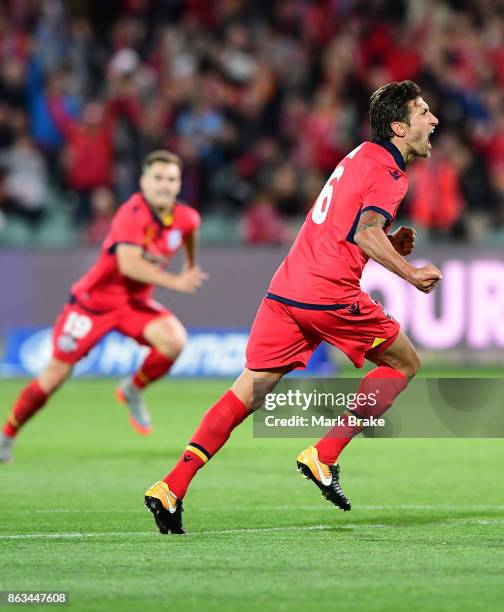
top-left (186, 445), bottom-right (209, 463)
top-left (136, 370), bottom-right (151, 385)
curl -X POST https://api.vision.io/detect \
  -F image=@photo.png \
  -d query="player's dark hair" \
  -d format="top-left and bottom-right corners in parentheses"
top-left (369, 80), bottom-right (422, 141)
top-left (142, 150), bottom-right (183, 172)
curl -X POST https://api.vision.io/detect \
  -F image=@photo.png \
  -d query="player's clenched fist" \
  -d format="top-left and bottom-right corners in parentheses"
top-left (173, 266), bottom-right (209, 293)
top-left (408, 264), bottom-right (442, 293)
top-left (389, 226), bottom-right (416, 256)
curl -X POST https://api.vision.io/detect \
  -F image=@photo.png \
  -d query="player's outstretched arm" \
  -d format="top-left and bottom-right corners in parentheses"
top-left (116, 243), bottom-right (208, 293)
top-left (354, 211), bottom-right (442, 294)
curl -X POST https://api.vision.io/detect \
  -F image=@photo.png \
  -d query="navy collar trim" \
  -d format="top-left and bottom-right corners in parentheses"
top-left (372, 139), bottom-right (406, 172)
top-left (140, 192), bottom-right (175, 228)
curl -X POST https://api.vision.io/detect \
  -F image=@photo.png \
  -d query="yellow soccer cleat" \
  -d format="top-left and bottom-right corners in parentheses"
top-left (144, 481), bottom-right (186, 534)
top-left (296, 446), bottom-right (351, 511)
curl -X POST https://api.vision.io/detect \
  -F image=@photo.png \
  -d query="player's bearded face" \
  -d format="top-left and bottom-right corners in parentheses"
top-left (141, 162), bottom-right (182, 210)
top-left (404, 97), bottom-right (439, 158)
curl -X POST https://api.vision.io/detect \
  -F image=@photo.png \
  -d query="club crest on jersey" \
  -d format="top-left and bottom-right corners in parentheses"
top-left (167, 229), bottom-right (182, 250)
top-left (57, 333), bottom-right (78, 353)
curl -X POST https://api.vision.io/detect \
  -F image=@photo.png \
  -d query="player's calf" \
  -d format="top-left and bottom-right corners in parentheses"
top-left (0, 378), bottom-right (51, 456)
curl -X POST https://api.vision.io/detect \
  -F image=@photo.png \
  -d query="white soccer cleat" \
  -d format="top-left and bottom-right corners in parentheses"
top-left (0, 433), bottom-right (14, 463)
top-left (116, 378), bottom-right (152, 435)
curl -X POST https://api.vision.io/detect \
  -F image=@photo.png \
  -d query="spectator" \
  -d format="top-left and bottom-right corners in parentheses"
top-left (0, 166), bottom-right (23, 227)
top-left (26, 61), bottom-right (81, 176)
top-left (85, 186), bottom-right (116, 246)
top-left (0, 58), bottom-right (27, 111)
top-left (0, 135), bottom-right (48, 226)
top-left (48, 94), bottom-right (140, 224)
top-left (0, 103), bottom-right (16, 150)
top-left (48, 98), bottom-right (113, 224)
top-left (407, 133), bottom-right (466, 236)
top-left (243, 192), bottom-right (291, 245)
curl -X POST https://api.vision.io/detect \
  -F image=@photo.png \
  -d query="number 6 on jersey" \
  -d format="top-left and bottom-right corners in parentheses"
top-left (311, 143), bottom-right (364, 225)
top-left (311, 165), bottom-right (344, 224)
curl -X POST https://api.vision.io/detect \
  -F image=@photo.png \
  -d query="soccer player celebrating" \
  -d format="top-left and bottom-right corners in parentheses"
top-left (144, 81), bottom-right (442, 534)
top-left (0, 150), bottom-right (207, 463)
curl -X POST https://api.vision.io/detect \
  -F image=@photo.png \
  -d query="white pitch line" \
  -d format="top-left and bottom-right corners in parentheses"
top-left (1, 519), bottom-right (502, 541)
top-left (0, 531), bottom-right (151, 540)
top-left (360, 504), bottom-right (504, 511)
top-left (0, 525), bottom-right (339, 540)
top-left (1, 504), bottom-right (504, 514)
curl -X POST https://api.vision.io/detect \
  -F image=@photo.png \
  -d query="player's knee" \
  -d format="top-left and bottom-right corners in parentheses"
top-left (232, 368), bottom-right (285, 413)
top-left (155, 327), bottom-right (187, 358)
top-left (170, 331), bottom-right (187, 357)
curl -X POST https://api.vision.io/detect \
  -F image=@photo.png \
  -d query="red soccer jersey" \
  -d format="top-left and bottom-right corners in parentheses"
top-left (71, 192), bottom-right (200, 311)
top-left (268, 140), bottom-right (408, 304)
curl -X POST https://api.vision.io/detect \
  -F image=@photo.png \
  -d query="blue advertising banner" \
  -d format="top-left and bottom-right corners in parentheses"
top-left (1, 328), bottom-right (333, 378)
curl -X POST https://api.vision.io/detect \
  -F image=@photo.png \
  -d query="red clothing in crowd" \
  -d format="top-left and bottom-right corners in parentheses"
top-left (408, 159), bottom-right (463, 230)
top-left (48, 97), bottom-right (140, 191)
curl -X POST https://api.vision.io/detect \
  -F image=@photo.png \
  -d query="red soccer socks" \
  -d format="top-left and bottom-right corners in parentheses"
top-left (132, 349), bottom-right (174, 389)
top-left (314, 366), bottom-right (408, 465)
top-left (2, 380), bottom-right (49, 438)
top-left (164, 389), bottom-right (249, 498)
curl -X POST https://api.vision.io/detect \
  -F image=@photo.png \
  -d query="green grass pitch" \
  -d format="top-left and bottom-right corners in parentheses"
top-left (1, 377), bottom-right (503, 611)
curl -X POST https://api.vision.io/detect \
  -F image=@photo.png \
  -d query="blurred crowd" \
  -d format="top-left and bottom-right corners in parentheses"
top-left (0, 0), bottom-right (504, 245)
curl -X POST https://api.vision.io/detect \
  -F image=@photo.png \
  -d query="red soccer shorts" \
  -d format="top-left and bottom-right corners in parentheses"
top-left (52, 297), bottom-right (172, 364)
top-left (246, 292), bottom-right (400, 370)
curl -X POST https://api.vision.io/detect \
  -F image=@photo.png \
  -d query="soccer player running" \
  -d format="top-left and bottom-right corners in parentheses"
top-left (0, 150), bottom-right (207, 463)
top-left (144, 81), bottom-right (442, 534)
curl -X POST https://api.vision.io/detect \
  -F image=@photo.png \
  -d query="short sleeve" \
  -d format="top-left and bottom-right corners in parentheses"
top-left (111, 204), bottom-right (149, 246)
top-left (181, 206), bottom-right (201, 236)
top-left (361, 164), bottom-right (407, 223)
